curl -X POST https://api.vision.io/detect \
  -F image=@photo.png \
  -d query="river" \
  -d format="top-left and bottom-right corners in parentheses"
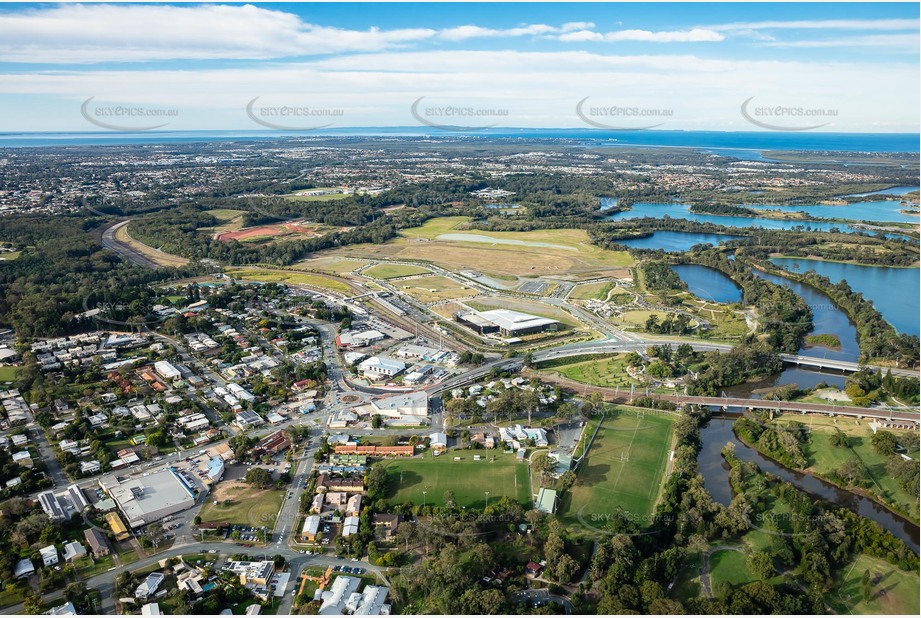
top-left (698, 417), bottom-right (920, 552)
top-left (769, 257), bottom-right (920, 337)
top-left (751, 268), bottom-right (860, 362)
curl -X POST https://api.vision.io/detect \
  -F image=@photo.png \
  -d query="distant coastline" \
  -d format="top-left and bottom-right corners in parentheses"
top-left (0, 128), bottom-right (918, 151)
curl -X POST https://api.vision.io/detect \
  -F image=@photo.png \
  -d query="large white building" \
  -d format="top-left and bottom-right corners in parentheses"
top-left (357, 391), bottom-right (429, 426)
top-left (357, 357), bottom-right (405, 380)
top-left (99, 468), bottom-right (197, 528)
top-left (457, 308), bottom-right (559, 337)
top-left (154, 360), bottom-right (181, 381)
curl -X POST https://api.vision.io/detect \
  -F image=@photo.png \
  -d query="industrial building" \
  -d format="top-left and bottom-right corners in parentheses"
top-left (99, 468), bottom-right (197, 528)
top-left (455, 309), bottom-right (559, 337)
top-left (356, 391), bottom-right (429, 426)
top-left (357, 356), bottom-right (405, 381)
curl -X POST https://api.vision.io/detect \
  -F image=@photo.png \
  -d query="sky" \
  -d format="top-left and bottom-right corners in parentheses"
top-left (0, 2), bottom-right (918, 133)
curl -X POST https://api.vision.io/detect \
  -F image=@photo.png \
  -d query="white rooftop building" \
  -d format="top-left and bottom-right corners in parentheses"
top-left (361, 391), bottom-right (429, 426)
top-left (357, 357), bottom-right (405, 380)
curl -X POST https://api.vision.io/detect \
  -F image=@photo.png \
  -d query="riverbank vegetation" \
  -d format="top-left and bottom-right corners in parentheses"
top-left (733, 414), bottom-right (920, 524)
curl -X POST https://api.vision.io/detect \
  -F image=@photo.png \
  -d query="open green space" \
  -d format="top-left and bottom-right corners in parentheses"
top-left (0, 585), bottom-right (25, 609)
top-left (204, 208), bottom-right (247, 220)
top-left (0, 251), bottom-right (21, 262)
top-left (283, 190), bottom-right (351, 202)
top-left (827, 553), bottom-right (920, 615)
top-left (381, 452), bottom-right (531, 509)
top-left (397, 275), bottom-right (476, 303)
top-left (570, 281), bottom-right (616, 300)
top-left (293, 257), bottom-right (370, 275)
top-left (364, 263), bottom-right (432, 279)
top-left (776, 417), bottom-right (920, 520)
top-left (327, 216), bottom-right (633, 279)
top-left (223, 268), bottom-right (354, 294)
top-left (198, 485), bottom-right (285, 527)
top-left (0, 366), bottom-right (19, 382)
top-left (709, 549), bottom-right (755, 587)
top-left (544, 354), bottom-right (639, 388)
top-left (560, 410), bottom-right (675, 529)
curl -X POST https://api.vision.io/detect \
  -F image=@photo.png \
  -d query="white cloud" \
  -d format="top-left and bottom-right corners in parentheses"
top-left (437, 23), bottom-right (559, 42)
top-left (710, 18), bottom-right (920, 32)
top-left (763, 33), bottom-right (919, 50)
top-left (601, 28), bottom-right (724, 43)
top-left (561, 22), bottom-right (596, 32)
top-left (558, 27), bottom-right (724, 43)
top-left (0, 49), bottom-right (915, 132)
top-left (0, 3), bottom-right (440, 63)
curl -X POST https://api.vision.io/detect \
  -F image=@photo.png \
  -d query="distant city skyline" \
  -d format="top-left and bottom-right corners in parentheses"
top-left (0, 2), bottom-right (918, 132)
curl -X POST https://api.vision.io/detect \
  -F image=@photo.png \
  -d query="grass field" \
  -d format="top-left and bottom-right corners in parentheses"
top-left (284, 190), bottom-right (351, 202)
top-left (0, 366), bottom-right (18, 382)
top-left (397, 275), bottom-right (477, 303)
top-left (223, 268), bottom-right (355, 294)
top-left (382, 452), bottom-right (531, 509)
top-left (0, 251), bottom-right (21, 262)
top-left (709, 550), bottom-right (755, 587)
top-left (364, 263), bottom-right (432, 279)
top-left (570, 281), bottom-right (616, 300)
top-left (200, 209), bottom-right (247, 235)
top-left (777, 416), bottom-right (920, 520)
top-left (546, 354), bottom-right (640, 388)
top-left (560, 410), bottom-right (675, 529)
top-left (828, 553), bottom-right (920, 615)
top-left (114, 223), bottom-right (189, 267)
top-left (325, 216), bottom-right (633, 279)
top-left (198, 483), bottom-right (285, 527)
top-left (293, 257), bottom-right (370, 275)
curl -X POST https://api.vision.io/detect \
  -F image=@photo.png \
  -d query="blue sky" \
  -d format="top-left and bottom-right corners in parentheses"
top-left (0, 2), bottom-right (917, 132)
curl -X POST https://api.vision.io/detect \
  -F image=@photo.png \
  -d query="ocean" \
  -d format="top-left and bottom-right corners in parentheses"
top-left (0, 129), bottom-right (917, 152)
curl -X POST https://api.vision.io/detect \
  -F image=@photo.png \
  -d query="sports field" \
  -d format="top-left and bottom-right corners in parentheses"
top-left (323, 216), bottom-right (633, 279)
top-left (223, 268), bottom-right (355, 294)
top-left (397, 275), bottom-right (477, 303)
top-left (197, 483), bottom-right (285, 527)
top-left (382, 452), bottom-right (532, 509)
top-left (828, 553), bottom-right (920, 615)
top-left (364, 263), bottom-right (432, 279)
top-left (561, 409), bottom-right (675, 528)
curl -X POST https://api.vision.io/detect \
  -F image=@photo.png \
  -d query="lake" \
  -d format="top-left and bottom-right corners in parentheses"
top-left (617, 231), bottom-right (742, 253)
top-left (672, 264), bottom-right (742, 304)
top-left (769, 258), bottom-right (920, 337)
top-left (698, 418), bottom-right (919, 552)
top-left (751, 268), bottom-right (860, 362)
top-left (606, 201), bottom-right (874, 234)
top-left (843, 185), bottom-right (920, 197)
top-left (746, 199), bottom-right (919, 224)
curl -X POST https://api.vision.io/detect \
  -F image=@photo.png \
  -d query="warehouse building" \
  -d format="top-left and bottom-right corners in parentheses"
top-left (99, 468), bottom-right (197, 528)
top-left (456, 309), bottom-right (559, 337)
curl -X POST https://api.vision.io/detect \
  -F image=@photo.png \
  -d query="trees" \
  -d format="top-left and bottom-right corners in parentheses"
top-left (871, 430), bottom-right (898, 456)
top-left (244, 467), bottom-right (273, 489)
top-left (365, 465), bottom-right (389, 502)
top-left (531, 453), bottom-right (553, 485)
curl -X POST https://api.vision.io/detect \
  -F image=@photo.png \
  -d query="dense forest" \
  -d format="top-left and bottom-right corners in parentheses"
top-left (0, 215), bottom-right (192, 337)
